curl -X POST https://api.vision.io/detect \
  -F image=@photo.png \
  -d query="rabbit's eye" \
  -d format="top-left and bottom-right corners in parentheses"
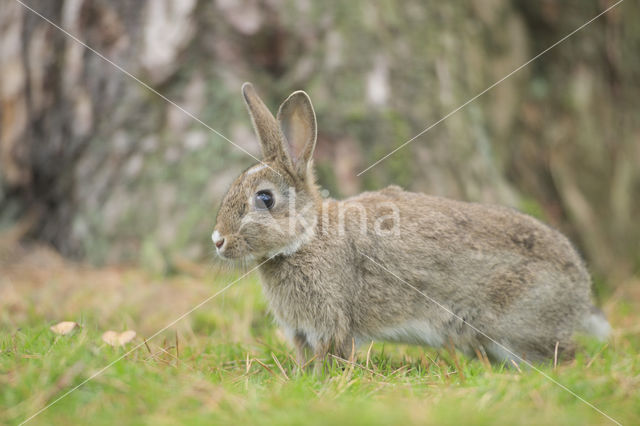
top-left (255, 190), bottom-right (274, 210)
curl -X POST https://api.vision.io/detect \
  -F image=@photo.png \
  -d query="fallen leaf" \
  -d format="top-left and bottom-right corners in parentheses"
top-left (102, 330), bottom-right (137, 346)
top-left (50, 321), bottom-right (79, 335)
top-left (118, 330), bottom-right (136, 344)
top-left (101, 331), bottom-right (119, 346)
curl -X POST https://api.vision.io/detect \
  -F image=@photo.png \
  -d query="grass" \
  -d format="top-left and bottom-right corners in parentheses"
top-left (1, 244), bottom-right (639, 425)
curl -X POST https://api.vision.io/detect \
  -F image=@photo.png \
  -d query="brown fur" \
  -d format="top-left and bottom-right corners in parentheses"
top-left (213, 83), bottom-right (609, 366)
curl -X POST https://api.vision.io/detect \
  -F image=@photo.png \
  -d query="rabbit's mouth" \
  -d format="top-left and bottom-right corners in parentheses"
top-left (214, 233), bottom-right (251, 260)
top-left (216, 234), bottom-right (281, 262)
top-left (217, 236), bottom-right (300, 262)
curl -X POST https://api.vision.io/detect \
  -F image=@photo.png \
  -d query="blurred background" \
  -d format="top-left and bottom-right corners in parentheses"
top-left (1, 0), bottom-right (638, 289)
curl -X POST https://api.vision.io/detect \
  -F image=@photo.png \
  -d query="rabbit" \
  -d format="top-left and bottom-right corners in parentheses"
top-left (212, 82), bottom-right (610, 367)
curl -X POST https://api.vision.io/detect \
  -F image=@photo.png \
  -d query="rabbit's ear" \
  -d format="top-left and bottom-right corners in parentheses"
top-left (242, 82), bottom-right (291, 165)
top-left (277, 90), bottom-right (317, 178)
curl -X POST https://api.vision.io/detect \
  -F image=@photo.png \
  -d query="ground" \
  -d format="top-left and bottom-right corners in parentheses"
top-left (1, 242), bottom-right (639, 425)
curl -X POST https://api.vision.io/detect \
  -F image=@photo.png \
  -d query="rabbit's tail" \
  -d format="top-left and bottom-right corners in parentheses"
top-left (581, 305), bottom-right (611, 341)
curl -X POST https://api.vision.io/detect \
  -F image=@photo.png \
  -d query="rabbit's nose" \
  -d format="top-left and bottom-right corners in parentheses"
top-left (212, 230), bottom-right (225, 249)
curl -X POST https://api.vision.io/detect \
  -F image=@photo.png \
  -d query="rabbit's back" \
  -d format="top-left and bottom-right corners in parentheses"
top-left (347, 186), bottom-right (589, 288)
top-left (340, 187), bottom-right (593, 360)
